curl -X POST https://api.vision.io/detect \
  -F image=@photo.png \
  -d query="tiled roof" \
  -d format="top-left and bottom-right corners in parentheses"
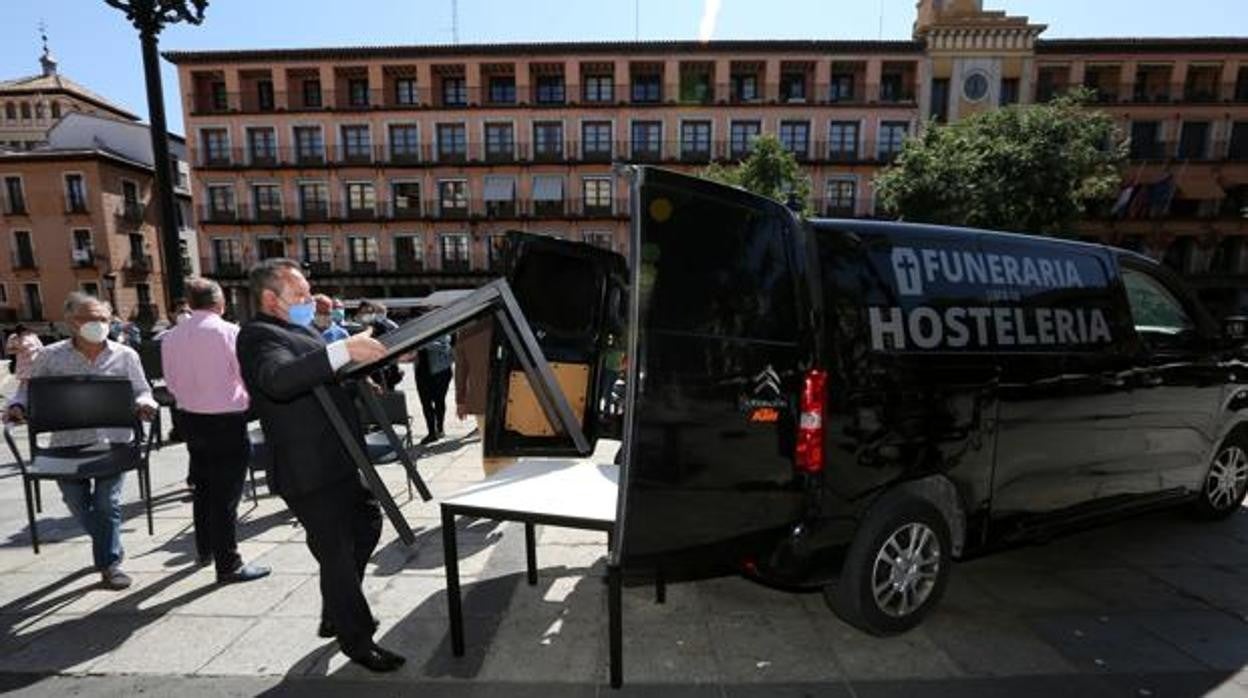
top-left (0, 73), bottom-right (139, 121)
top-left (162, 39), bottom-right (926, 64)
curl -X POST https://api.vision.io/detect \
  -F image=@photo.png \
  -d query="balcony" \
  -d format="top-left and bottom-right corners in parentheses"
top-left (70, 250), bottom-right (99, 268)
top-left (348, 259), bottom-right (380, 273)
top-left (65, 200), bottom-right (89, 215)
top-left (125, 255), bottom-right (153, 274)
top-left (199, 205), bottom-right (238, 224)
top-left (11, 254), bottom-right (37, 270)
top-left (1129, 140), bottom-right (1173, 161)
top-left (2, 200), bottom-right (27, 216)
top-left (120, 200), bottom-right (145, 223)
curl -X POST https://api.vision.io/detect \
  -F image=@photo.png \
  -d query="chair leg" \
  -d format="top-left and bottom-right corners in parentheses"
top-left (248, 464), bottom-right (259, 505)
top-left (33, 480), bottom-right (42, 513)
top-left (24, 478), bottom-right (40, 555)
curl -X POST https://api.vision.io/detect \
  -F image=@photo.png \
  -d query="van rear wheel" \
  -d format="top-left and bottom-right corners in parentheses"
top-left (825, 498), bottom-right (951, 636)
top-left (1193, 432), bottom-right (1248, 520)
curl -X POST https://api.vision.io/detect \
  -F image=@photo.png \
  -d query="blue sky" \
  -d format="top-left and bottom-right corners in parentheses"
top-left (0, 0), bottom-right (1242, 133)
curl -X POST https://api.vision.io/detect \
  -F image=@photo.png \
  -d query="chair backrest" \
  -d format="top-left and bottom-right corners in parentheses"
top-left (355, 390), bottom-right (410, 428)
top-left (138, 340), bottom-right (164, 382)
top-left (27, 376), bottom-right (138, 436)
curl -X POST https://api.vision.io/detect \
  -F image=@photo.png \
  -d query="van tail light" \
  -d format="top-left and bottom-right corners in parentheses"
top-left (795, 369), bottom-right (827, 474)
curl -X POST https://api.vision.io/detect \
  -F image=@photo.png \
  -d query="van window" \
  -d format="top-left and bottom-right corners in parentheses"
top-left (1122, 267), bottom-right (1195, 338)
top-left (644, 187), bottom-right (797, 342)
top-left (511, 249), bottom-right (600, 338)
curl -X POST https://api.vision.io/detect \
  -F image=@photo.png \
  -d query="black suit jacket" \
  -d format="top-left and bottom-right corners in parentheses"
top-left (236, 313), bottom-right (361, 500)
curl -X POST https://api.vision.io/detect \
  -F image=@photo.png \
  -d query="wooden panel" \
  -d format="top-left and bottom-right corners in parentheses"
top-left (504, 362), bottom-right (589, 436)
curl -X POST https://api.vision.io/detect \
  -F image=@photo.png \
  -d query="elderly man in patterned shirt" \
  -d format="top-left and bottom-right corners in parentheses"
top-left (4, 293), bottom-right (156, 590)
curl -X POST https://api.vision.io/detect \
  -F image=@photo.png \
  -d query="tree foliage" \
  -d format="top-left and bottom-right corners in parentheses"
top-left (874, 89), bottom-right (1126, 236)
top-left (701, 134), bottom-right (811, 213)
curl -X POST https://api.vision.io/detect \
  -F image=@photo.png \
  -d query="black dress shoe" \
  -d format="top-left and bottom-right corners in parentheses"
top-left (318, 617), bottom-right (380, 639)
top-left (419, 433), bottom-right (438, 446)
top-left (216, 563), bottom-right (271, 584)
top-left (344, 644), bottom-right (406, 673)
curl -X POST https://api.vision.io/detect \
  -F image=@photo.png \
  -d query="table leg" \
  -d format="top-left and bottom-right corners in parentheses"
top-left (655, 564), bottom-right (666, 605)
top-left (525, 522), bottom-right (538, 586)
top-left (608, 563), bottom-right (622, 689)
top-left (442, 506), bottom-right (464, 657)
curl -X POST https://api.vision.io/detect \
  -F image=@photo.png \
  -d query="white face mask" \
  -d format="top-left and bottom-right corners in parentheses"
top-left (358, 313), bottom-right (376, 325)
top-left (78, 320), bottom-right (110, 344)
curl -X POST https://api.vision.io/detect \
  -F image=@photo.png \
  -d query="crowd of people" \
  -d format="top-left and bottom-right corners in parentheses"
top-left (0, 264), bottom-right (475, 673)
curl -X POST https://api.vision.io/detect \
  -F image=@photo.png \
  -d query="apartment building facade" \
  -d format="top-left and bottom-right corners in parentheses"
top-left (164, 0), bottom-right (1248, 315)
top-left (0, 112), bottom-right (197, 331)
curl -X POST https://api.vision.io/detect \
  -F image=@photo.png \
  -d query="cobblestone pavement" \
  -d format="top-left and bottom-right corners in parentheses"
top-left (1, 374), bottom-right (1247, 697)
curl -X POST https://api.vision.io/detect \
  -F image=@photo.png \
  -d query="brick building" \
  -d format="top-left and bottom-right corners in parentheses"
top-left (164, 0), bottom-right (1248, 315)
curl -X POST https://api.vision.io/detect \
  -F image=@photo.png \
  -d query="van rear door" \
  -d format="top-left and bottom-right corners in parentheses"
top-left (615, 168), bottom-right (817, 568)
top-left (483, 231), bottom-right (628, 457)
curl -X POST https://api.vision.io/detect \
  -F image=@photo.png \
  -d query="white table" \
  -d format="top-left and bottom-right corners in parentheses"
top-left (440, 444), bottom-right (626, 687)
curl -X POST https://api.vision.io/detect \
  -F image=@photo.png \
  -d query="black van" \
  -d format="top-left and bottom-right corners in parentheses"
top-left (489, 167), bottom-right (1248, 636)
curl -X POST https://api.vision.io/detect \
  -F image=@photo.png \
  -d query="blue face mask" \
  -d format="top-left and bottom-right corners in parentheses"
top-left (286, 300), bottom-right (316, 327)
top-left (330, 309), bottom-right (345, 324)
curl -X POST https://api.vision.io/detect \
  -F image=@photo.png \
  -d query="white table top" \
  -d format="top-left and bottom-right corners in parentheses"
top-left (442, 441), bottom-right (620, 524)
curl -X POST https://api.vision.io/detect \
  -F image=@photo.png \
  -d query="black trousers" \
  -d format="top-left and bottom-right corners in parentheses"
top-left (182, 411), bottom-right (249, 574)
top-left (285, 477), bottom-right (382, 653)
top-left (415, 368), bottom-right (452, 435)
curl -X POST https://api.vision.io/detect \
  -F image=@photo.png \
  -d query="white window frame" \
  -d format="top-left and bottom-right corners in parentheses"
top-left (63, 171), bottom-right (88, 213)
top-left (824, 176), bottom-right (859, 216)
top-left (628, 118), bottom-right (664, 159)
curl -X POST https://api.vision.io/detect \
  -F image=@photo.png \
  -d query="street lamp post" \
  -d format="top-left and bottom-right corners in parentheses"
top-left (104, 0), bottom-right (208, 308)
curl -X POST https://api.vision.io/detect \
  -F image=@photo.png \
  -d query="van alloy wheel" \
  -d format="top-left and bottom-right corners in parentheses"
top-left (1206, 445), bottom-right (1248, 512)
top-left (871, 522), bottom-right (941, 618)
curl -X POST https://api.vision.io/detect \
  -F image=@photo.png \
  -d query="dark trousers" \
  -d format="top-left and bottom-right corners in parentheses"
top-left (182, 411), bottom-right (249, 574)
top-left (416, 368), bottom-right (452, 435)
top-left (285, 477), bottom-right (382, 653)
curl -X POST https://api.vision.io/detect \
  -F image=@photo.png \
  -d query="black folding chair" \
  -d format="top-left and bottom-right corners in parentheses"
top-left (3, 375), bottom-right (155, 554)
top-left (245, 422), bottom-right (272, 504)
top-left (357, 389), bottom-right (418, 500)
top-left (137, 341), bottom-right (176, 449)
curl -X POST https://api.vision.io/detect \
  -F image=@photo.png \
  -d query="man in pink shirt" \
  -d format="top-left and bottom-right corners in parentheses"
top-left (162, 278), bottom-right (269, 583)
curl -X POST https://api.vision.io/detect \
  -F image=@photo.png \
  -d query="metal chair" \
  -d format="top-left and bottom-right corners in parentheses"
top-left (3, 375), bottom-right (155, 554)
top-left (137, 341), bottom-right (176, 449)
top-left (357, 389), bottom-right (418, 499)
top-left (245, 423), bottom-right (272, 503)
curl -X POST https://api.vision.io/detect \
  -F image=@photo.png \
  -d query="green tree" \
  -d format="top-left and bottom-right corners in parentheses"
top-left (874, 89), bottom-right (1126, 236)
top-left (702, 134), bottom-right (812, 212)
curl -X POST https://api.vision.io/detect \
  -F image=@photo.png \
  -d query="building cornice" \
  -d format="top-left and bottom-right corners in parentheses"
top-left (163, 39), bottom-right (926, 64)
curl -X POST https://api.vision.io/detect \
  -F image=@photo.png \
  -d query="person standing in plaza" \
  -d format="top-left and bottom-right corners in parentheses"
top-left (313, 294), bottom-right (349, 343)
top-left (5, 324), bottom-right (43, 393)
top-left (235, 259), bottom-right (404, 673)
top-left (416, 333), bottom-right (453, 445)
top-left (161, 278), bottom-right (270, 584)
top-left (4, 293), bottom-right (155, 590)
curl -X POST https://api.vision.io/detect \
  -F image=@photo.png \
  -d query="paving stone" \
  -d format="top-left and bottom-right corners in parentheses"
top-left (197, 616), bottom-right (336, 677)
top-left (1028, 613), bottom-right (1206, 674)
top-left (89, 615), bottom-right (255, 674)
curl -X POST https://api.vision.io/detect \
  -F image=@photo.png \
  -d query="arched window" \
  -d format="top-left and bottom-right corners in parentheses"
top-left (3, 103), bottom-right (14, 120)
top-left (20, 102), bottom-right (31, 119)
top-left (34, 102), bottom-right (45, 119)
top-left (50, 101), bottom-right (61, 119)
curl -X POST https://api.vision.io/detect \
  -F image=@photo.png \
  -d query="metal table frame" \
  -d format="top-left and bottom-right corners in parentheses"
top-left (440, 501), bottom-right (624, 688)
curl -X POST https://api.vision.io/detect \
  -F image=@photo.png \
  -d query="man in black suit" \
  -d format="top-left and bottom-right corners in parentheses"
top-left (235, 258), bottom-right (404, 672)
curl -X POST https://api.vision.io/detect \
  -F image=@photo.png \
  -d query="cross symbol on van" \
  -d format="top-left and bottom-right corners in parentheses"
top-left (891, 247), bottom-right (923, 296)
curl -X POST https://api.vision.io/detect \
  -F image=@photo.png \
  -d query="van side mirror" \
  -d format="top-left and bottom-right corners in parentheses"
top-left (1224, 315), bottom-right (1248, 341)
